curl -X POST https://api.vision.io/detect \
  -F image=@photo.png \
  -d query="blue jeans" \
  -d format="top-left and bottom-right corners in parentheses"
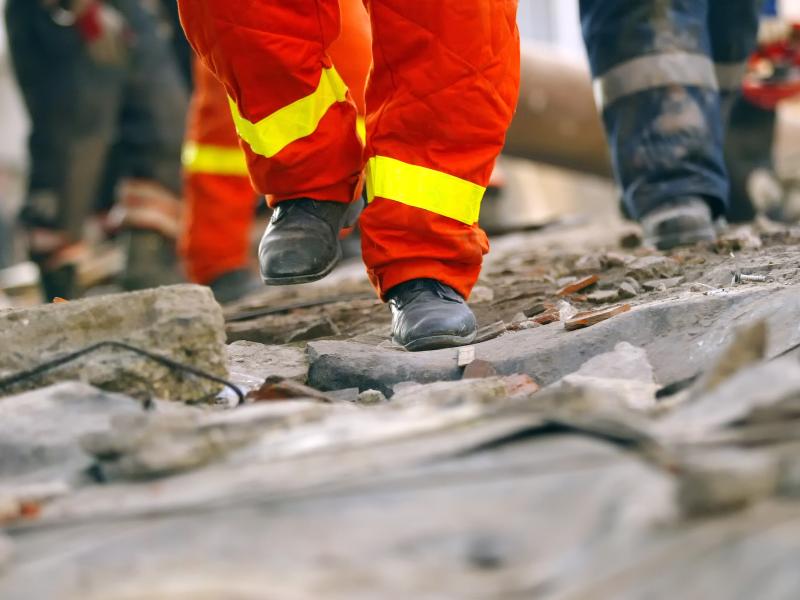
top-left (580, 0), bottom-right (763, 219)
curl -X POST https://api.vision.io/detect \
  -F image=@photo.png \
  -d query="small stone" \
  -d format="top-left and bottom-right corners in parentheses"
top-left (622, 277), bottom-right (643, 293)
top-left (523, 303), bottom-right (547, 318)
top-left (587, 290), bottom-right (620, 304)
top-left (604, 252), bottom-right (636, 268)
top-left (357, 389), bottom-right (388, 405)
top-left (642, 276), bottom-right (685, 292)
top-left (617, 282), bottom-right (638, 299)
top-left (462, 359), bottom-right (498, 379)
top-left (574, 254), bottom-right (604, 273)
top-left (557, 300), bottom-right (578, 322)
top-left (626, 255), bottom-right (681, 282)
top-left (287, 317), bottom-right (340, 343)
top-left (676, 450), bottom-right (779, 517)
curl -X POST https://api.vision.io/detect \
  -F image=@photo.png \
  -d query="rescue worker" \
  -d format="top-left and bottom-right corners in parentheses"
top-left (4, 0), bottom-right (188, 299)
top-left (580, 1), bottom-right (764, 249)
top-left (180, 0), bottom-right (373, 304)
top-left (178, 1), bottom-right (520, 350)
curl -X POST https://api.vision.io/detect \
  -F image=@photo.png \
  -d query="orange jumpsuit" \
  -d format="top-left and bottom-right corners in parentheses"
top-left (178, 0), bottom-right (520, 299)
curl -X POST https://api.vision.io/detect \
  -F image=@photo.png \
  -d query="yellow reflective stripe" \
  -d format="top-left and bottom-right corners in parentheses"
top-left (181, 142), bottom-right (249, 176)
top-left (365, 156), bottom-right (485, 225)
top-left (229, 66), bottom-right (348, 159)
top-left (356, 116), bottom-right (366, 144)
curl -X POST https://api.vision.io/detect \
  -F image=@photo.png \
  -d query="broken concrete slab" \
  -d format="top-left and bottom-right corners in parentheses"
top-left (82, 402), bottom-right (329, 481)
top-left (309, 284), bottom-right (800, 396)
top-left (0, 383), bottom-right (145, 487)
top-left (0, 285), bottom-right (228, 401)
top-left (656, 357), bottom-right (800, 441)
top-left (226, 341), bottom-right (308, 390)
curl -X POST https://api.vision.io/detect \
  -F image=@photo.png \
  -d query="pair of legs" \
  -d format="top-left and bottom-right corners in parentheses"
top-left (580, 0), bottom-right (763, 248)
top-left (178, 0), bottom-right (520, 349)
top-left (5, 0), bottom-right (188, 299)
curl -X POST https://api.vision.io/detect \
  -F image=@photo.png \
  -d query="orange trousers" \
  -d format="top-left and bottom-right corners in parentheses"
top-left (179, 0), bottom-right (520, 298)
top-left (180, 0), bottom-right (372, 285)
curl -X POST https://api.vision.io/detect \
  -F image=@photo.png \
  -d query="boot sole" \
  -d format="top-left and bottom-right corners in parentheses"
top-left (260, 244), bottom-right (342, 286)
top-left (401, 330), bottom-right (478, 353)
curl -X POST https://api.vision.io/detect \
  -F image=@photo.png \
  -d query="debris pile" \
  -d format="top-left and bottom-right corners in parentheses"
top-left (3, 221), bottom-right (800, 597)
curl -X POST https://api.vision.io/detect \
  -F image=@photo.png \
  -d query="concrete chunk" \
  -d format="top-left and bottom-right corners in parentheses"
top-left (0, 285), bottom-right (228, 400)
top-left (309, 285), bottom-right (800, 396)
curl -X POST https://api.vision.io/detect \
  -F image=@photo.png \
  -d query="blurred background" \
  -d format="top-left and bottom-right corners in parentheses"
top-left (1, 0), bottom-right (800, 307)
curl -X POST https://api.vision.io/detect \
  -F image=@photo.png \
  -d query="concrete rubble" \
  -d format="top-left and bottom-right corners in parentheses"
top-left (0, 285), bottom-right (228, 401)
top-left (5, 219), bottom-right (800, 598)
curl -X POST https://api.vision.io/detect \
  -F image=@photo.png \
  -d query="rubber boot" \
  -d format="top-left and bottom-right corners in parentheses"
top-left (640, 197), bottom-right (717, 251)
top-left (387, 278), bottom-right (477, 352)
top-left (258, 198), bottom-right (350, 285)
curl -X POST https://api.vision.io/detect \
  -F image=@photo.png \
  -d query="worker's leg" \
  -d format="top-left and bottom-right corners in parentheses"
top-left (109, 0), bottom-right (189, 290)
top-left (178, 0), bottom-right (363, 204)
top-left (178, 0), bottom-right (364, 285)
top-left (181, 58), bottom-right (257, 289)
top-left (5, 0), bottom-right (124, 299)
top-left (360, 0), bottom-right (520, 301)
top-left (580, 0), bottom-right (728, 248)
top-left (360, 0), bottom-right (519, 351)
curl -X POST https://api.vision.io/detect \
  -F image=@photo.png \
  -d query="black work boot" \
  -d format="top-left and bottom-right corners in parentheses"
top-left (640, 197), bottom-right (717, 251)
top-left (387, 279), bottom-right (477, 352)
top-left (259, 198), bottom-right (350, 285)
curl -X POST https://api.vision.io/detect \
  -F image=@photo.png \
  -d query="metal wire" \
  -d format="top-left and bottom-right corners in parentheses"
top-left (0, 341), bottom-right (244, 405)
